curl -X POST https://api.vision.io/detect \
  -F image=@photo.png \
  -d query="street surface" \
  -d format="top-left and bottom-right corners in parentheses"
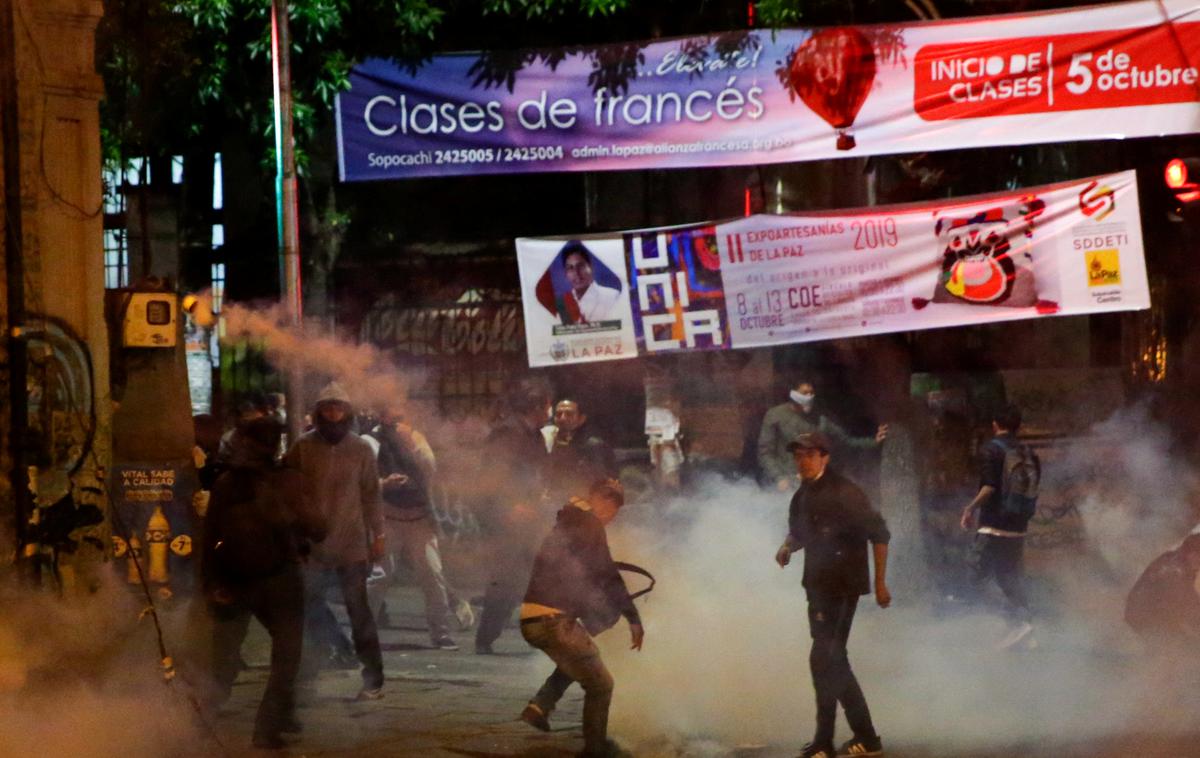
top-left (198, 583), bottom-right (1200, 758)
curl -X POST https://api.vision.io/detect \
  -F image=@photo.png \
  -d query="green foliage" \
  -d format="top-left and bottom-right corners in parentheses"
top-left (754, 0), bottom-right (804, 28)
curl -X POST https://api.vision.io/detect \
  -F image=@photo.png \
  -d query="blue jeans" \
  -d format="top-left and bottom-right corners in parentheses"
top-left (301, 562), bottom-right (383, 689)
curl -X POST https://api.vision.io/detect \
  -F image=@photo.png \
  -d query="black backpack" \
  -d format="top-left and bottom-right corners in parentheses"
top-left (992, 438), bottom-right (1040, 524)
top-left (209, 472), bottom-right (290, 584)
top-left (579, 562), bottom-right (655, 636)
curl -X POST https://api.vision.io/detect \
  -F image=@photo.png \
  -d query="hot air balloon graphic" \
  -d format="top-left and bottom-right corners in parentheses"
top-left (787, 27), bottom-right (876, 151)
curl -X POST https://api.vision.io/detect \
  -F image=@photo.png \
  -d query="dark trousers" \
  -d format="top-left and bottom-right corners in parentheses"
top-left (523, 616), bottom-right (613, 754)
top-left (971, 533), bottom-right (1031, 623)
top-left (475, 541), bottom-right (535, 649)
top-left (807, 593), bottom-right (877, 749)
top-left (531, 667), bottom-right (575, 713)
top-left (210, 565), bottom-right (304, 740)
top-left (302, 562), bottom-right (384, 689)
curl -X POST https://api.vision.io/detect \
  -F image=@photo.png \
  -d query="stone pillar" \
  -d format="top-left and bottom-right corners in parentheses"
top-left (0, 0), bottom-right (109, 589)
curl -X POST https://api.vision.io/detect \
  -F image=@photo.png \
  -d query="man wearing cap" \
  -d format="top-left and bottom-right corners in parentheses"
top-left (285, 382), bottom-right (386, 700)
top-left (775, 431), bottom-right (891, 758)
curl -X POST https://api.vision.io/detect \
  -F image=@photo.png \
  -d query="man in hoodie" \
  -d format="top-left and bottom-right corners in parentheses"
top-left (775, 432), bottom-right (890, 758)
top-left (758, 379), bottom-right (887, 491)
top-left (203, 416), bottom-right (327, 749)
top-left (518, 479), bottom-right (643, 758)
top-left (285, 382), bottom-right (387, 700)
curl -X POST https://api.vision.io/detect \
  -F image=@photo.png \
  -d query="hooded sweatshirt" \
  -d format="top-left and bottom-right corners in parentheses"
top-left (523, 499), bottom-right (640, 629)
top-left (283, 382), bottom-right (383, 566)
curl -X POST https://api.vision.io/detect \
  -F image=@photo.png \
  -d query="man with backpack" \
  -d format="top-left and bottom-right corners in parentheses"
top-left (960, 403), bottom-right (1040, 650)
top-left (202, 416), bottom-right (327, 749)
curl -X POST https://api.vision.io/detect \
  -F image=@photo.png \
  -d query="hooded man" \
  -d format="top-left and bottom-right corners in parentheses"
top-left (518, 479), bottom-right (643, 758)
top-left (758, 380), bottom-right (888, 491)
top-left (284, 382), bottom-right (386, 700)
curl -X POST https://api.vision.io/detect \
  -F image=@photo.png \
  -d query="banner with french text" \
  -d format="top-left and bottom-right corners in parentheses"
top-left (337, 0), bottom-right (1200, 181)
top-left (515, 171), bottom-right (1148, 366)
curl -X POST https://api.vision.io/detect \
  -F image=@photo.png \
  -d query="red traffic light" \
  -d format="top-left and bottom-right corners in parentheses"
top-left (1166, 158), bottom-right (1189, 189)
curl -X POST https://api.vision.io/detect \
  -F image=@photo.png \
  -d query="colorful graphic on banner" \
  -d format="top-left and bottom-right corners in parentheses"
top-left (516, 171), bottom-right (1149, 367)
top-left (626, 227), bottom-right (731, 354)
top-left (337, 0), bottom-right (1200, 180)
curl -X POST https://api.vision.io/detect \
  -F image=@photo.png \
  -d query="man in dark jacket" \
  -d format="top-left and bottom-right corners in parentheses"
top-left (544, 398), bottom-right (618, 504)
top-left (960, 403), bottom-right (1036, 649)
top-left (1125, 533), bottom-right (1200, 654)
top-left (775, 432), bottom-right (890, 758)
top-left (474, 378), bottom-right (552, 654)
top-left (203, 416), bottom-right (327, 750)
top-left (519, 479), bottom-right (644, 758)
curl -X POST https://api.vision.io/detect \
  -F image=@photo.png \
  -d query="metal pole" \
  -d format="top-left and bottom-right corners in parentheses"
top-left (0, 0), bottom-right (32, 583)
top-left (270, 0), bottom-right (304, 444)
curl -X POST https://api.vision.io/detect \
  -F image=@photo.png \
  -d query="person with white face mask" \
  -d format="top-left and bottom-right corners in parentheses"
top-left (757, 380), bottom-right (888, 492)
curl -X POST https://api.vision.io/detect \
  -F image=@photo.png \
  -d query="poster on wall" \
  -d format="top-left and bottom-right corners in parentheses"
top-left (516, 170), bottom-right (1149, 367)
top-left (337, 0), bottom-right (1200, 180)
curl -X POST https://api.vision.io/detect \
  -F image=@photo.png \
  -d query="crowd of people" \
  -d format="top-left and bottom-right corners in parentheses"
top-left (185, 376), bottom-right (1200, 758)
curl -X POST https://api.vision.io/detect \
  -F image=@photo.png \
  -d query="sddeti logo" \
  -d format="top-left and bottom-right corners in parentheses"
top-left (1078, 181), bottom-right (1116, 221)
top-left (1086, 249), bottom-right (1121, 287)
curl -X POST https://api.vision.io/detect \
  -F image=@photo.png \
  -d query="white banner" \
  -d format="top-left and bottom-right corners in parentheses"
top-left (517, 170), bottom-right (1149, 366)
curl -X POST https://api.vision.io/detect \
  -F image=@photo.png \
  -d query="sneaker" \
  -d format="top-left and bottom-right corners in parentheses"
top-left (432, 635), bottom-right (460, 651)
top-left (453, 598), bottom-right (476, 631)
top-left (325, 649), bottom-right (359, 670)
top-left (838, 735), bottom-right (883, 756)
top-left (799, 743), bottom-right (836, 758)
top-left (355, 686), bottom-right (384, 701)
top-left (520, 703), bottom-right (551, 732)
top-left (996, 621), bottom-right (1034, 650)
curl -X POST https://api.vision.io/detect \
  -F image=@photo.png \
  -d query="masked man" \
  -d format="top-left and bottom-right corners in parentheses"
top-left (776, 432), bottom-right (891, 758)
top-left (285, 382), bottom-right (386, 700)
top-left (758, 380), bottom-right (887, 491)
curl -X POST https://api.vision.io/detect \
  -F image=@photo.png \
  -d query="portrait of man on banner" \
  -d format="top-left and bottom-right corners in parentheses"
top-left (535, 241), bottom-right (624, 325)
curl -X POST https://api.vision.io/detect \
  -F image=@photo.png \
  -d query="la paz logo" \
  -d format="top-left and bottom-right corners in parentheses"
top-left (549, 342), bottom-right (569, 362)
top-left (1086, 249), bottom-right (1120, 287)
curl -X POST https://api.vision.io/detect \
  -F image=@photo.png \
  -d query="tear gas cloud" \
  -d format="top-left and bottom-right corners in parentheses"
top-left (590, 404), bottom-right (1200, 757)
top-left (0, 572), bottom-right (210, 758)
top-left (201, 296), bottom-right (416, 412)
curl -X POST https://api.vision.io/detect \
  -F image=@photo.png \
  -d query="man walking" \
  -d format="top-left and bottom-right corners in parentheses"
top-left (474, 378), bottom-right (552, 654)
top-left (285, 382), bottom-right (387, 699)
top-left (519, 479), bottom-right (643, 758)
top-left (369, 405), bottom-right (472, 650)
top-left (203, 416), bottom-right (326, 749)
top-left (960, 403), bottom-right (1038, 650)
top-left (758, 379), bottom-right (887, 491)
top-left (775, 432), bottom-right (890, 758)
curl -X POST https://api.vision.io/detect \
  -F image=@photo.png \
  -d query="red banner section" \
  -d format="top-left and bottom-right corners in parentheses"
top-left (915, 22), bottom-right (1200, 120)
